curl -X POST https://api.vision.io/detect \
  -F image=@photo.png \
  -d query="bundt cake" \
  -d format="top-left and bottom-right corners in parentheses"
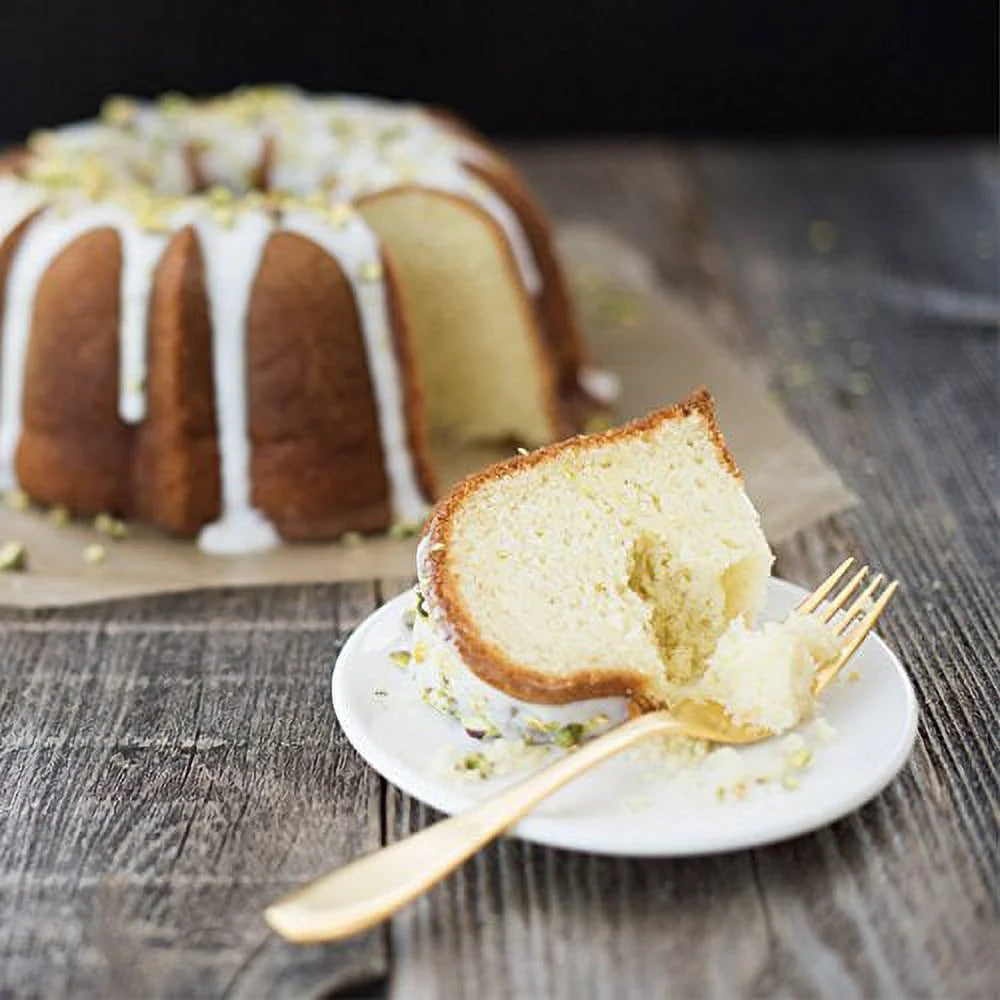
top-left (0, 86), bottom-right (609, 553)
top-left (412, 390), bottom-right (798, 742)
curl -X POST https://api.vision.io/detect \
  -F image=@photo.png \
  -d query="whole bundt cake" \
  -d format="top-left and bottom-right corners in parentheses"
top-left (0, 86), bottom-right (610, 553)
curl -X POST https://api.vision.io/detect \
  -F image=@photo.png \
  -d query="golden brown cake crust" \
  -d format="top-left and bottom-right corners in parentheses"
top-left (419, 388), bottom-right (741, 705)
top-left (17, 228), bottom-right (133, 515)
top-left (248, 230), bottom-right (393, 538)
top-left (3, 93), bottom-right (598, 544)
top-left (132, 226), bottom-right (222, 534)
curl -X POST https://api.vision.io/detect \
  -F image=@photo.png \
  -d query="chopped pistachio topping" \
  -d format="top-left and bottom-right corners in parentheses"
top-left (93, 512), bottom-right (128, 540)
top-left (82, 543), bottom-right (107, 565)
top-left (134, 201), bottom-right (172, 233)
top-left (553, 722), bottom-right (586, 748)
top-left (457, 752), bottom-right (494, 779)
top-left (157, 91), bottom-right (190, 118)
top-left (412, 642), bottom-right (427, 664)
top-left (376, 124), bottom-right (407, 147)
top-left (414, 588), bottom-right (429, 618)
top-left (388, 520), bottom-right (421, 540)
top-left (207, 185), bottom-right (234, 206)
top-left (49, 505), bottom-right (71, 526)
top-left (524, 716), bottom-right (558, 734)
top-left (848, 371), bottom-right (873, 397)
top-left (592, 288), bottom-right (642, 328)
top-left (5, 489), bottom-right (30, 511)
top-left (359, 260), bottom-right (383, 282)
top-left (100, 95), bottom-right (138, 128)
top-left (329, 117), bottom-right (356, 139)
top-left (388, 650), bottom-right (412, 669)
top-left (401, 608), bottom-right (416, 629)
top-left (0, 541), bottom-right (27, 572)
top-left (583, 414), bottom-right (613, 434)
top-left (209, 205), bottom-right (236, 228)
top-left (326, 202), bottom-right (354, 229)
top-left (460, 716), bottom-right (501, 740)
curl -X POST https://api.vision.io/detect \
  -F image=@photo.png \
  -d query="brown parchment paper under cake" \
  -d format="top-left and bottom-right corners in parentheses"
top-left (0, 223), bottom-right (854, 608)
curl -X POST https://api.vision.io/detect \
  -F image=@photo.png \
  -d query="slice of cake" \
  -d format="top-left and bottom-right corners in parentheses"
top-left (413, 389), bottom-right (793, 742)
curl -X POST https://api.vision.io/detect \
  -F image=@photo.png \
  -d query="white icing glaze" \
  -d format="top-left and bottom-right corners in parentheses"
top-left (33, 90), bottom-right (543, 292)
top-left (0, 88), bottom-right (548, 549)
top-left (193, 209), bottom-right (280, 554)
top-left (0, 176), bottom-right (45, 248)
top-left (0, 201), bottom-right (164, 487)
top-left (282, 207), bottom-right (427, 523)
top-left (117, 222), bottom-right (169, 423)
top-left (198, 506), bottom-right (280, 555)
top-left (0, 180), bottom-right (46, 486)
top-left (0, 193), bottom-right (170, 494)
top-left (410, 603), bottom-right (627, 741)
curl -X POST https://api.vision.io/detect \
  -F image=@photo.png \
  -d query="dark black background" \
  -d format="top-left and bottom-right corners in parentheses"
top-left (0, 0), bottom-right (995, 140)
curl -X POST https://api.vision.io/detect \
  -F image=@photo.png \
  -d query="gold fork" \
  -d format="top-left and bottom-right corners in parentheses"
top-left (265, 558), bottom-right (897, 943)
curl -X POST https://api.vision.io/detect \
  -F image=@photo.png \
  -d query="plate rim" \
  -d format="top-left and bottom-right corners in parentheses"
top-left (332, 578), bottom-right (918, 857)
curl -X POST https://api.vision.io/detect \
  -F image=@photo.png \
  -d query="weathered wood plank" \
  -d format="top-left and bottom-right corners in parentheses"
top-left (0, 599), bottom-right (387, 997)
top-left (0, 581), bottom-right (353, 628)
top-left (386, 785), bottom-right (993, 1000)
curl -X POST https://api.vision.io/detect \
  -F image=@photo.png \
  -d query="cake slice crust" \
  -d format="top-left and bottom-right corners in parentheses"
top-left (418, 390), bottom-right (774, 706)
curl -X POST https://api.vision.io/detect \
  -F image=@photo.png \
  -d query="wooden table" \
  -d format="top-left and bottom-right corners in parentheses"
top-left (1, 144), bottom-right (996, 999)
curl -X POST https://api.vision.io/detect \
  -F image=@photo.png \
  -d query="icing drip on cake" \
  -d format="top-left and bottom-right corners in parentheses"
top-left (117, 221), bottom-right (170, 423)
top-left (0, 203), bottom-right (158, 489)
top-left (0, 87), bottom-right (547, 549)
top-left (193, 210), bottom-right (280, 554)
top-left (0, 176), bottom-right (46, 249)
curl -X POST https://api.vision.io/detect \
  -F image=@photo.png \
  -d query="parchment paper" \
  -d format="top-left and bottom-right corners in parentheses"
top-left (0, 223), bottom-right (854, 607)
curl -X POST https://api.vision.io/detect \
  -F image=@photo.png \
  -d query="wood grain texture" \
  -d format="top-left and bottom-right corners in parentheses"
top-left (382, 143), bottom-right (999, 1000)
top-left (1, 144), bottom-right (997, 999)
top-left (0, 584), bottom-right (388, 998)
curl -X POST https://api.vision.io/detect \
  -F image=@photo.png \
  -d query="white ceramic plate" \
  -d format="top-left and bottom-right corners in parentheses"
top-left (332, 578), bottom-right (918, 856)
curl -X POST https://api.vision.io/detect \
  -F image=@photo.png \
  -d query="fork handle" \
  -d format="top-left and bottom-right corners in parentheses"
top-left (265, 712), bottom-right (677, 943)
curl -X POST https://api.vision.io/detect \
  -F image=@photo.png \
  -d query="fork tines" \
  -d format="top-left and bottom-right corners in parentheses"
top-left (797, 556), bottom-right (899, 660)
